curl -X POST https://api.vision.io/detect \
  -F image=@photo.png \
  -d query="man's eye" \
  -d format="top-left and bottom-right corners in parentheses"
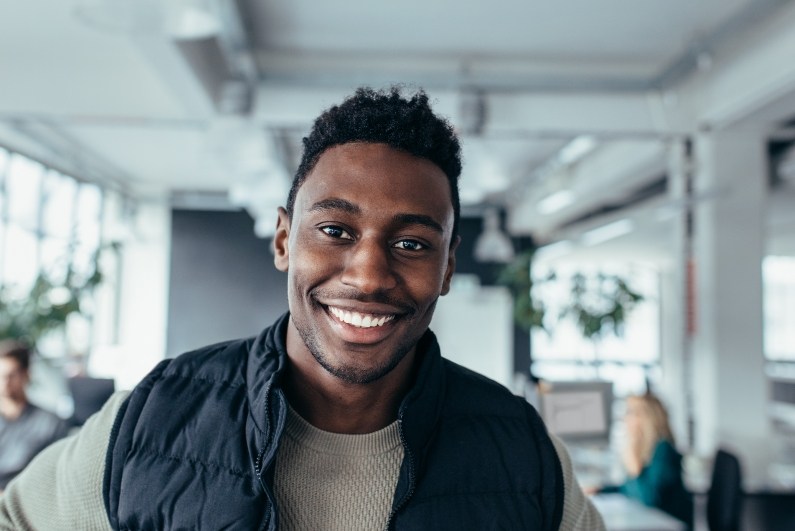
top-left (321, 226), bottom-right (353, 239)
top-left (394, 240), bottom-right (426, 251)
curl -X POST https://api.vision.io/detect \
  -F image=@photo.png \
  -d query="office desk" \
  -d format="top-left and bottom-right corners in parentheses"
top-left (591, 493), bottom-right (686, 531)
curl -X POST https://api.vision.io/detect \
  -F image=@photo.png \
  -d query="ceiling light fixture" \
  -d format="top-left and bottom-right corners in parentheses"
top-left (535, 239), bottom-right (574, 262)
top-left (537, 190), bottom-right (576, 215)
top-left (166, 0), bottom-right (221, 41)
top-left (581, 219), bottom-right (634, 246)
top-left (531, 135), bottom-right (598, 184)
top-left (557, 135), bottom-right (597, 165)
top-left (474, 208), bottom-right (515, 263)
top-left (458, 89), bottom-right (487, 136)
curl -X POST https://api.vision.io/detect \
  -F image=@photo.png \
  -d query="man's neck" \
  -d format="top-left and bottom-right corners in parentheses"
top-left (282, 324), bottom-right (415, 434)
top-left (0, 397), bottom-right (27, 420)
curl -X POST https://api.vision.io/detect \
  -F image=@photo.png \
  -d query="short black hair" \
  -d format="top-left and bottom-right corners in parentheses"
top-left (0, 340), bottom-right (31, 371)
top-left (286, 86), bottom-right (462, 240)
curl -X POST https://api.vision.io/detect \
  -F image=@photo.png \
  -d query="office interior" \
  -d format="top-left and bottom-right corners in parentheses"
top-left (2, 1), bottom-right (795, 529)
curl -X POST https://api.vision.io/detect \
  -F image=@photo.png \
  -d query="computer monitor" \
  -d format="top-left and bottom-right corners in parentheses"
top-left (68, 376), bottom-right (116, 426)
top-left (539, 380), bottom-right (613, 444)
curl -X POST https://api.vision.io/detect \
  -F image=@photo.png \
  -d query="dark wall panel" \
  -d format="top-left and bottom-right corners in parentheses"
top-left (166, 209), bottom-right (288, 356)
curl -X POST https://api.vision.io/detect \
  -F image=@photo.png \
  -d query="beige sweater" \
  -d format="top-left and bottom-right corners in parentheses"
top-left (0, 392), bottom-right (604, 530)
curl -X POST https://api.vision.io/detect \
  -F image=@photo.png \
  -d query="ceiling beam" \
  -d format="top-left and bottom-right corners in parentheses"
top-left (253, 84), bottom-right (682, 138)
top-left (131, 35), bottom-right (218, 117)
top-left (673, 0), bottom-right (795, 130)
top-left (508, 140), bottom-right (668, 237)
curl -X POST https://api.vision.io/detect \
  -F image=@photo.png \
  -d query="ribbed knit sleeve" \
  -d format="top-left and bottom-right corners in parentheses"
top-left (0, 391), bottom-right (129, 530)
top-left (550, 434), bottom-right (607, 530)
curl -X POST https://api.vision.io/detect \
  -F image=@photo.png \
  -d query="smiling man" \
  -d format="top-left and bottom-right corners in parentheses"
top-left (276, 141), bottom-right (458, 436)
top-left (0, 87), bottom-right (603, 530)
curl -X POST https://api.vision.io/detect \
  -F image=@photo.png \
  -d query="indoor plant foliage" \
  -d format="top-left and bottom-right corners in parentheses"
top-left (562, 272), bottom-right (645, 340)
top-left (499, 249), bottom-right (644, 340)
top-left (0, 249), bottom-right (104, 348)
top-left (498, 249), bottom-right (552, 333)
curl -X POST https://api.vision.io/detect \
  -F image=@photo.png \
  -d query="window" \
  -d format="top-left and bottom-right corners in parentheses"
top-left (529, 263), bottom-right (661, 397)
top-left (0, 146), bottom-right (106, 359)
top-left (764, 256), bottom-right (795, 430)
top-left (764, 255), bottom-right (795, 362)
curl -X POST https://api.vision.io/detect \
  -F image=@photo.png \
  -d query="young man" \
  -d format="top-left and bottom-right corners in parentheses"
top-left (0, 341), bottom-right (68, 492)
top-left (0, 87), bottom-right (604, 530)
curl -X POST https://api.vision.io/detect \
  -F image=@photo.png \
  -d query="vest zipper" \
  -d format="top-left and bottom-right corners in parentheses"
top-left (385, 417), bottom-right (416, 530)
top-left (255, 385), bottom-right (280, 531)
top-left (255, 385), bottom-right (272, 480)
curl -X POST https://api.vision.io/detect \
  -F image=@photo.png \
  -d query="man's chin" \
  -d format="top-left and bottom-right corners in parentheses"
top-left (310, 343), bottom-right (412, 386)
top-left (311, 352), bottom-right (392, 385)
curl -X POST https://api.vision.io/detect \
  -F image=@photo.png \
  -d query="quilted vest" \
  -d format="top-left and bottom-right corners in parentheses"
top-left (103, 313), bottom-right (564, 530)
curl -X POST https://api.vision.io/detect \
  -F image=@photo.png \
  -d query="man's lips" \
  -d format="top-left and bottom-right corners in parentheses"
top-left (317, 298), bottom-right (412, 344)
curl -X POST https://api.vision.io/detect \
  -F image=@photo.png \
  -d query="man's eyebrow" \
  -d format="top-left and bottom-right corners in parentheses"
top-left (308, 198), bottom-right (361, 214)
top-left (393, 213), bottom-right (444, 234)
top-left (308, 199), bottom-right (444, 234)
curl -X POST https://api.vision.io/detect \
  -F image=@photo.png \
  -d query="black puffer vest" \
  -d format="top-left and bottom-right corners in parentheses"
top-left (103, 313), bottom-right (564, 530)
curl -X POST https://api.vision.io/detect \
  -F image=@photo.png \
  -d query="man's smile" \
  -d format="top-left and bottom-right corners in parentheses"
top-left (327, 306), bottom-right (396, 328)
top-left (319, 300), bottom-right (409, 345)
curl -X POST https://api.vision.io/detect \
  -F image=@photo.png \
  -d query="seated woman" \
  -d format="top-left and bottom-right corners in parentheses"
top-left (601, 392), bottom-right (693, 528)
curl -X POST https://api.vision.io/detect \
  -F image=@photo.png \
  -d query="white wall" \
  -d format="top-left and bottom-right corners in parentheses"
top-left (89, 200), bottom-right (171, 390)
top-left (431, 280), bottom-right (514, 389)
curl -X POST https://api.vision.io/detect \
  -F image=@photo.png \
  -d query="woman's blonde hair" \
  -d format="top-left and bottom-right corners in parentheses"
top-left (627, 392), bottom-right (675, 465)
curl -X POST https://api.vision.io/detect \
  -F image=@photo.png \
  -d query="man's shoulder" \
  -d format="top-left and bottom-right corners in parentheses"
top-left (157, 336), bottom-right (260, 386)
top-left (175, 336), bottom-right (258, 364)
top-left (439, 358), bottom-right (530, 418)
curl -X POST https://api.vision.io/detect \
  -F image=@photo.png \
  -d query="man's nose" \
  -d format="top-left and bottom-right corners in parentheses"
top-left (340, 239), bottom-right (398, 294)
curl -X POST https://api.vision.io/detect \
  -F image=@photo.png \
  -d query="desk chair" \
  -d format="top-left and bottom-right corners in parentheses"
top-left (707, 449), bottom-right (743, 531)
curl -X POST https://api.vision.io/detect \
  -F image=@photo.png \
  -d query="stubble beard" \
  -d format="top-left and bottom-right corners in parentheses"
top-left (289, 279), bottom-right (438, 385)
top-left (294, 320), bottom-right (417, 385)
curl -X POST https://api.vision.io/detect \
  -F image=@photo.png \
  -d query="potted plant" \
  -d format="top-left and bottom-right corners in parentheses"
top-left (0, 248), bottom-right (106, 349)
top-left (499, 249), bottom-right (644, 340)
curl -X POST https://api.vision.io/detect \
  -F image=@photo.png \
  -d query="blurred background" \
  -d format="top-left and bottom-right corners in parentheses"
top-left (1, 0), bottom-right (795, 528)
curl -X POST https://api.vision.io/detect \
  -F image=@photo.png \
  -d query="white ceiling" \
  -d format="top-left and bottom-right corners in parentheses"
top-left (246, 0), bottom-right (747, 85)
top-left (1, 0), bottom-right (794, 262)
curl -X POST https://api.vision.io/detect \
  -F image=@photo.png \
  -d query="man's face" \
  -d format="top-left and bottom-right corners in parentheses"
top-left (0, 357), bottom-right (28, 403)
top-left (274, 142), bottom-right (457, 384)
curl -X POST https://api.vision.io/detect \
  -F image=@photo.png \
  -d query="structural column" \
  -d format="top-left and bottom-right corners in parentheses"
top-left (659, 137), bottom-right (690, 447)
top-left (690, 129), bottom-right (769, 469)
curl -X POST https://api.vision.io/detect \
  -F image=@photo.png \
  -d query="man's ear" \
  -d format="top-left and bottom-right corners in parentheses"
top-left (440, 235), bottom-right (460, 296)
top-left (273, 207), bottom-right (290, 272)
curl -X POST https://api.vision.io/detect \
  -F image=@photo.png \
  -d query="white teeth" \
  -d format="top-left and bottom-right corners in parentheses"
top-left (329, 306), bottom-right (395, 328)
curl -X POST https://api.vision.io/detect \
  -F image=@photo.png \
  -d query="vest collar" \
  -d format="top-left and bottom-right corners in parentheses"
top-left (245, 312), bottom-right (447, 463)
top-left (246, 313), bottom-right (289, 428)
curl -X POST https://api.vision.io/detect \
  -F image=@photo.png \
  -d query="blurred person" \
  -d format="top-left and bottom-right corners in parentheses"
top-left (598, 392), bottom-right (693, 528)
top-left (0, 87), bottom-right (603, 530)
top-left (0, 340), bottom-right (68, 492)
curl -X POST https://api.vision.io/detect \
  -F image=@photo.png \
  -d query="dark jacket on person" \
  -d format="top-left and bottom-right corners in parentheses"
top-left (103, 313), bottom-right (564, 530)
